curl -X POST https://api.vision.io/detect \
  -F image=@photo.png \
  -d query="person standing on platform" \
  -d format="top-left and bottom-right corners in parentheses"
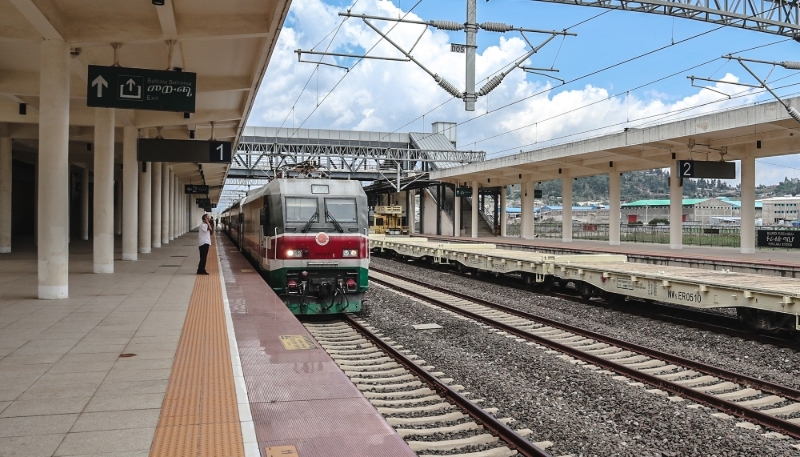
top-left (197, 214), bottom-right (213, 275)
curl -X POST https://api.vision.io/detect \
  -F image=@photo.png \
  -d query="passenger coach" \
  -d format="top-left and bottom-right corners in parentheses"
top-left (225, 179), bottom-right (369, 314)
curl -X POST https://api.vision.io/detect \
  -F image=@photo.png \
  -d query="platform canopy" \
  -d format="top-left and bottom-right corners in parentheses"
top-left (431, 96), bottom-right (800, 186)
top-left (0, 0), bottom-right (290, 202)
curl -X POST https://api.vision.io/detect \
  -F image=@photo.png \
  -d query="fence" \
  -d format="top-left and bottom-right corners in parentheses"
top-left (502, 223), bottom-right (800, 249)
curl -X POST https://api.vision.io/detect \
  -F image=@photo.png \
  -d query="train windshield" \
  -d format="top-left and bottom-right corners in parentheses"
top-left (285, 197), bottom-right (318, 222)
top-left (325, 198), bottom-right (357, 223)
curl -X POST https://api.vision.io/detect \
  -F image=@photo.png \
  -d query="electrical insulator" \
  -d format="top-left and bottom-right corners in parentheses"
top-left (431, 20), bottom-right (464, 31)
top-left (480, 22), bottom-right (513, 33)
top-left (788, 106), bottom-right (800, 123)
top-left (434, 75), bottom-right (464, 99)
top-left (781, 61), bottom-right (800, 70)
top-left (477, 73), bottom-right (506, 97)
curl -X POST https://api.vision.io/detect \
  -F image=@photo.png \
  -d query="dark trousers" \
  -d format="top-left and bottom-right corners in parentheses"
top-left (198, 244), bottom-right (210, 272)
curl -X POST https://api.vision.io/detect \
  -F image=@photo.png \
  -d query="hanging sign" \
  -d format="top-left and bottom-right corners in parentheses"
top-left (185, 185), bottom-right (209, 194)
top-left (87, 65), bottom-right (196, 112)
top-left (455, 187), bottom-right (471, 197)
top-left (677, 160), bottom-right (735, 179)
top-left (138, 139), bottom-right (232, 163)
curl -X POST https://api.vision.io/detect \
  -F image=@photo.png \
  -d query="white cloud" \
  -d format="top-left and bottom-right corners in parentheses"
top-left (246, 0), bottom-right (800, 186)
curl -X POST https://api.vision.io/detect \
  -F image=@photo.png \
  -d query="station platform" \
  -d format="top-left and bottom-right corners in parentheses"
top-left (416, 234), bottom-right (800, 277)
top-left (0, 233), bottom-right (413, 456)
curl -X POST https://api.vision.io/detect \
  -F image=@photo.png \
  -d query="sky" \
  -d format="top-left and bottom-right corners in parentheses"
top-left (245, 0), bottom-right (800, 186)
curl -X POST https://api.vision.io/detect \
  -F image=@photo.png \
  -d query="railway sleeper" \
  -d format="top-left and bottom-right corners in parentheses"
top-left (656, 369), bottom-right (698, 381)
top-left (406, 434), bottom-right (498, 452)
top-left (369, 395), bottom-right (443, 406)
top-left (357, 380), bottom-right (424, 391)
top-left (714, 388), bottom-right (761, 401)
top-left (377, 403), bottom-right (455, 414)
top-left (395, 421), bottom-right (483, 437)
top-left (386, 411), bottom-right (467, 426)
top-left (362, 387), bottom-right (436, 399)
top-left (338, 362), bottom-right (402, 371)
top-left (759, 402), bottom-right (800, 416)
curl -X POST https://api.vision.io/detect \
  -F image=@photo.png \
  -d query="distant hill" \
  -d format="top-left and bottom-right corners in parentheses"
top-left (505, 169), bottom-right (741, 205)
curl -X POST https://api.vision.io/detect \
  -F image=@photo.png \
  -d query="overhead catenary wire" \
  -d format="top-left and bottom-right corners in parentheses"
top-left (466, 34), bottom-right (791, 155)
top-left (284, 0), bottom-right (426, 141)
top-left (378, 3), bottom-right (786, 156)
top-left (488, 77), bottom-right (800, 157)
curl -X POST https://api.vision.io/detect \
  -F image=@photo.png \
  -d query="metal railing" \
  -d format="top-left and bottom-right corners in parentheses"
top-left (500, 223), bottom-right (800, 249)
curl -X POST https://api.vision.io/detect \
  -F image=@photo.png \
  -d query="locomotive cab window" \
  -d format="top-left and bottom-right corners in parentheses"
top-left (285, 197), bottom-right (318, 222)
top-left (325, 198), bottom-right (357, 223)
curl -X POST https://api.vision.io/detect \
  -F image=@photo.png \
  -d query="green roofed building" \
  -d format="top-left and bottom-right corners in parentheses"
top-left (622, 198), bottom-right (762, 225)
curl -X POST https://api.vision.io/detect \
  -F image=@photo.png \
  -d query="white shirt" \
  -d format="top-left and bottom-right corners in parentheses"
top-left (198, 222), bottom-right (211, 246)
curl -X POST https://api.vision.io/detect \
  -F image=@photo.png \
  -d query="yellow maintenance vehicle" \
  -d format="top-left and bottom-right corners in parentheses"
top-left (369, 205), bottom-right (408, 235)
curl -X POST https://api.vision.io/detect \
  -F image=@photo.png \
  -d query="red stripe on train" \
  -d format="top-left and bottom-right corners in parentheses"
top-left (268, 235), bottom-right (368, 260)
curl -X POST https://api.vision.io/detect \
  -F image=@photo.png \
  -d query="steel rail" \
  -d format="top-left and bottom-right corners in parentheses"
top-left (343, 314), bottom-right (552, 457)
top-left (534, 281), bottom-right (800, 351)
top-left (373, 266), bottom-right (800, 401)
top-left (370, 269), bottom-right (800, 439)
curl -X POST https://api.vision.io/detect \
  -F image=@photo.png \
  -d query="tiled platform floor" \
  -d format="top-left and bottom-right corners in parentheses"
top-left (0, 235), bottom-right (200, 456)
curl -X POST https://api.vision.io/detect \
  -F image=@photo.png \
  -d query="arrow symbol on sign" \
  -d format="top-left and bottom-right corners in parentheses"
top-left (91, 75), bottom-right (108, 97)
top-left (126, 79), bottom-right (136, 91)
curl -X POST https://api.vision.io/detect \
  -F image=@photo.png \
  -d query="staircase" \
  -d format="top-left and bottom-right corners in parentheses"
top-left (461, 199), bottom-right (496, 237)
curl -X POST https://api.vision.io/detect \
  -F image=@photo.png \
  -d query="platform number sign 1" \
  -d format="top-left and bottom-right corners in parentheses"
top-left (210, 141), bottom-right (232, 163)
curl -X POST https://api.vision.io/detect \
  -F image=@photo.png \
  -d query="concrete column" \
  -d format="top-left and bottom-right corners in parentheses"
top-left (562, 174), bottom-right (573, 242)
top-left (500, 186), bottom-right (507, 237)
top-left (609, 171), bottom-right (621, 246)
top-left (741, 154), bottom-right (756, 254)
top-left (471, 181), bottom-right (478, 238)
top-left (151, 162), bottom-right (162, 248)
top-left (114, 180), bottom-right (122, 236)
top-left (454, 191), bottom-right (461, 238)
top-left (161, 163), bottom-right (170, 244)
top-left (81, 167), bottom-right (89, 240)
top-left (33, 157), bottom-right (38, 246)
top-left (669, 161), bottom-right (682, 249)
top-left (93, 108), bottom-right (115, 274)
top-left (172, 175), bottom-right (177, 239)
top-left (122, 127), bottom-right (138, 260)
top-left (168, 170), bottom-right (174, 241)
top-left (38, 40), bottom-right (71, 299)
top-left (410, 190), bottom-right (416, 234)
top-left (0, 137), bottom-right (11, 253)
top-left (138, 161), bottom-right (151, 253)
top-left (522, 181), bottom-right (535, 239)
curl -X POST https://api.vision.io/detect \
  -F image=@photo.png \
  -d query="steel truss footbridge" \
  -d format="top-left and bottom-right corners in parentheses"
top-left (220, 126), bottom-right (485, 210)
top-left (533, 0), bottom-right (800, 37)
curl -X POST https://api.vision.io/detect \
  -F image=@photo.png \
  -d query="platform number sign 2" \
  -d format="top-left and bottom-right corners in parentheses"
top-left (679, 160), bottom-right (693, 178)
top-left (676, 160), bottom-right (735, 179)
top-left (209, 141), bottom-right (232, 163)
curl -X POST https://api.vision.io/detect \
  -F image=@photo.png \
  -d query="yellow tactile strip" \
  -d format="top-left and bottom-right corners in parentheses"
top-left (150, 241), bottom-right (245, 457)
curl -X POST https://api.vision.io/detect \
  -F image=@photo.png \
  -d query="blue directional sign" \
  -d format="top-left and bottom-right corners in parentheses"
top-left (87, 65), bottom-right (196, 113)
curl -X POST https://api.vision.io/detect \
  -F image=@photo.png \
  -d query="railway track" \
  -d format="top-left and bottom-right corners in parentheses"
top-left (304, 317), bottom-right (557, 457)
top-left (384, 254), bottom-right (800, 350)
top-left (370, 267), bottom-right (800, 442)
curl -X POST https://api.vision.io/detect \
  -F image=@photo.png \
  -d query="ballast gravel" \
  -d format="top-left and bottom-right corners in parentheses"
top-left (362, 258), bottom-right (800, 456)
top-left (370, 256), bottom-right (800, 391)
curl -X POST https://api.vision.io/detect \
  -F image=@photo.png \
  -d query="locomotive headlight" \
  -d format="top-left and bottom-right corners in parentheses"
top-left (342, 249), bottom-right (358, 257)
top-left (286, 249), bottom-right (303, 258)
